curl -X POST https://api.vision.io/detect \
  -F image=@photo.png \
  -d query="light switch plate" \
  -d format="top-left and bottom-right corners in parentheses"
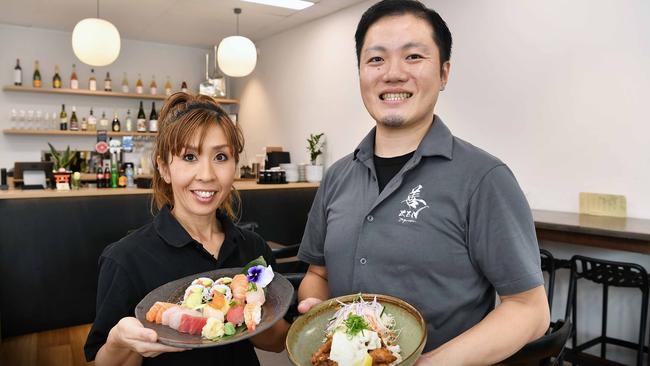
top-left (579, 192), bottom-right (627, 217)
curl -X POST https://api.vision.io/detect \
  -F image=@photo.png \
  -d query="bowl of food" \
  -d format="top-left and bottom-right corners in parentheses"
top-left (287, 294), bottom-right (426, 366)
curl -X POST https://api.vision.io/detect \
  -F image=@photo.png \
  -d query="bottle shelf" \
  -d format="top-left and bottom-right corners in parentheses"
top-left (2, 128), bottom-right (157, 137)
top-left (2, 85), bottom-right (239, 105)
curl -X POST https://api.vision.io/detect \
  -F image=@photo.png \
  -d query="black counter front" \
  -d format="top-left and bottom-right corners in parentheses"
top-left (0, 187), bottom-right (317, 337)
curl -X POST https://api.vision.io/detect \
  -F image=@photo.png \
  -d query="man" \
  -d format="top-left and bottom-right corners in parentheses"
top-left (296, 0), bottom-right (550, 364)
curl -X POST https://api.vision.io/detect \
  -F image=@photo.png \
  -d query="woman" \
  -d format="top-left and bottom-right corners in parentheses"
top-left (84, 93), bottom-right (288, 366)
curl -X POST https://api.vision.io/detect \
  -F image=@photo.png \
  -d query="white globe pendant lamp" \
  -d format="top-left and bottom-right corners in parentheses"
top-left (72, 0), bottom-right (121, 67)
top-left (218, 8), bottom-right (257, 77)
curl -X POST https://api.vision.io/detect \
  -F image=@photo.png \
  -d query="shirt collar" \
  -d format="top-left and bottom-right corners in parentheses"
top-left (354, 115), bottom-right (454, 161)
top-left (154, 205), bottom-right (245, 248)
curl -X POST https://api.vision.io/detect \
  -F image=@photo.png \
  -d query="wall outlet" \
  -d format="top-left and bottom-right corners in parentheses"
top-left (579, 192), bottom-right (627, 217)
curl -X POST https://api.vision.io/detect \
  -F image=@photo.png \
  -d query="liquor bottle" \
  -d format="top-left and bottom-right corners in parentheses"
top-left (118, 168), bottom-right (127, 188)
top-left (104, 166), bottom-right (111, 188)
top-left (136, 101), bottom-right (147, 132)
top-left (70, 64), bottom-right (79, 89)
top-left (89, 69), bottom-right (97, 91)
top-left (53, 65), bottom-right (62, 88)
top-left (14, 59), bottom-right (22, 86)
top-left (70, 106), bottom-right (79, 131)
top-left (200, 53), bottom-right (215, 96)
top-left (164, 76), bottom-right (172, 96)
top-left (33, 60), bottom-right (42, 88)
top-left (112, 111), bottom-right (121, 132)
top-left (121, 72), bottom-right (129, 93)
top-left (96, 168), bottom-right (104, 188)
top-left (104, 72), bottom-right (112, 91)
top-left (87, 108), bottom-right (97, 131)
top-left (181, 81), bottom-right (188, 93)
top-left (99, 111), bottom-right (109, 130)
top-left (125, 109), bottom-right (133, 132)
top-left (148, 102), bottom-right (158, 133)
top-left (135, 74), bottom-right (143, 94)
top-left (150, 75), bottom-right (157, 95)
top-left (59, 104), bottom-right (68, 130)
top-left (81, 117), bottom-right (88, 131)
top-left (211, 45), bottom-right (227, 97)
top-left (110, 158), bottom-right (118, 188)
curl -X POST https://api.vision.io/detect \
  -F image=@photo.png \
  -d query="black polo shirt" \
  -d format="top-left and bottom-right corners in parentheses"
top-left (84, 205), bottom-right (275, 366)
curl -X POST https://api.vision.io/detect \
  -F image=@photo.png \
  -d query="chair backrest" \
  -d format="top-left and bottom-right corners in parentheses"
top-left (500, 320), bottom-right (572, 365)
top-left (565, 255), bottom-right (650, 321)
top-left (540, 249), bottom-right (556, 309)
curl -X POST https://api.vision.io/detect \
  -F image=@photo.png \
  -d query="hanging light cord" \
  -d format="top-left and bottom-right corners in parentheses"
top-left (97, 0), bottom-right (99, 18)
top-left (234, 8), bottom-right (242, 36)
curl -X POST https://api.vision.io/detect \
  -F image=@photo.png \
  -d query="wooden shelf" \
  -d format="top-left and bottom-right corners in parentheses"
top-left (3, 128), bottom-right (157, 137)
top-left (2, 85), bottom-right (239, 105)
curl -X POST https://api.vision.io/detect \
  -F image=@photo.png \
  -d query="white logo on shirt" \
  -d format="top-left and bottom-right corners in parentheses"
top-left (398, 184), bottom-right (429, 223)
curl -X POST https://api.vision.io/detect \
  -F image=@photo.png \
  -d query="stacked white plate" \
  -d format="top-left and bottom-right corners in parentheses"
top-left (297, 164), bottom-right (307, 182)
top-left (279, 163), bottom-right (299, 182)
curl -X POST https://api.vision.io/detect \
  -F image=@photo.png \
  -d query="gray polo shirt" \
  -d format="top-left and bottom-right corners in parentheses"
top-left (298, 116), bottom-right (543, 352)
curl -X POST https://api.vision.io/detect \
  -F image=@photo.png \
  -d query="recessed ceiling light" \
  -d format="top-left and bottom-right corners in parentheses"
top-left (242, 0), bottom-right (314, 11)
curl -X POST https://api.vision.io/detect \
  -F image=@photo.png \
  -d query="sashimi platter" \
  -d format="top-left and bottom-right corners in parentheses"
top-left (135, 257), bottom-right (293, 348)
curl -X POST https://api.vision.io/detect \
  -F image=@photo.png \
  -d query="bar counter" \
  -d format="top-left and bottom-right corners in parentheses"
top-left (0, 181), bottom-right (318, 337)
top-left (532, 209), bottom-right (650, 254)
top-left (0, 181), bottom-right (320, 200)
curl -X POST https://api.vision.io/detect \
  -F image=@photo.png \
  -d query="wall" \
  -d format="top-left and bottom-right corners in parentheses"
top-left (0, 23), bottom-right (207, 171)
top-left (235, 0), bottom-right (650, 219)
top-left (233, 0), bottom-right (650, 363)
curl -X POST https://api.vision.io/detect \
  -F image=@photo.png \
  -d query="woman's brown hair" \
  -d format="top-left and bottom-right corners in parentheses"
top-left (152, 92), bottom-right (244, 220)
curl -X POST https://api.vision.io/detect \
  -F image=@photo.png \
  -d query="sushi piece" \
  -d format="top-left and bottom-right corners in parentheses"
top-left (155, 303), bottom-right (177, 324)
top-left (202, 306), bottom-right (225, 323)
top-left (178, 313), bottom-right (208, 335)
top-left (191, 277), bottom-right (214, 288)
top-left (215, 277), bottom-right (232, 285)
top-left (226, 303), bottom-right (245, 326)
top-left (146, 302), bottom-right (175, 323)
top-left (169, 308), bottom-right (203, 331)
top-left (246, 286), bottom-right (266, 305)
top-left (162, 306), bottom-right (183, 326)
top-left (210, 283), bottom-right (232, 302)
top-left (230, 274), bottom-right (248, 302)
top-left (207, 292), bottom-right (230, 314)
top-left (244, 302), bottom-right (262, 331)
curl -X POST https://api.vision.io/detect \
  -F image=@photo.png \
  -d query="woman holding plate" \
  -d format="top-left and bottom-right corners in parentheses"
top-left (84, 92), bottom-right (289, 366)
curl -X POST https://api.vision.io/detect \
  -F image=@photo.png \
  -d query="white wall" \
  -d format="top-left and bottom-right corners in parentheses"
top-left (0, 24), bottom-right (207, 171)
top-left (235, 0), bottom-right (650, 220)
top-left (234, 1), bottom-right (650, 363)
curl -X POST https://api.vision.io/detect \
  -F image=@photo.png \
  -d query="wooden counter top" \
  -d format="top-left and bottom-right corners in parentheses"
top-left (532, 209), bottom-right (650, 254)
top-left (0, 181), bottom-right (319, 200)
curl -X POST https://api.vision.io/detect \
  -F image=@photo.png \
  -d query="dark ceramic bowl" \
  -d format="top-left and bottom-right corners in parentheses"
top-left (286, 293), bottom-right (427, 366)
top-left (135, 268), bottom-right (293, 348)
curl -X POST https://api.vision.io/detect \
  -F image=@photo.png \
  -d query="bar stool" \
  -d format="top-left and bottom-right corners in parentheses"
top-left (565, 255), bottom-right (649, 366)
top-left (540, 249), bottom-right (556, 309)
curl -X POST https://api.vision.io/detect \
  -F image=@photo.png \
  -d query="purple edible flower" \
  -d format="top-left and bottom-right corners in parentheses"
top-left (246, 265), bottom-right (275, 288)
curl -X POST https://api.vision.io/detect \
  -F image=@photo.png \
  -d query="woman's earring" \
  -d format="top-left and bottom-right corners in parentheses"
top-left (440, 85), bottom-right (446, 91)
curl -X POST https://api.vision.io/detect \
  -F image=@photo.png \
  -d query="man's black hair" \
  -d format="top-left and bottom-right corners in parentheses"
top-left (354, 0), bottom-right (452, 69)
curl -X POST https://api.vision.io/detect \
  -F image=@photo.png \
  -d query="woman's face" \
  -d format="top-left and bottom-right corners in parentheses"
top-left (158, 123), bottom-right (236, 220)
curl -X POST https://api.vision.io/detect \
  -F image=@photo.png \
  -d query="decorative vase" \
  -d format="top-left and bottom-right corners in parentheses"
top-left (53, 171), bottom-right (72, 190)
top-left (305, 165), bottom-right (323, 183)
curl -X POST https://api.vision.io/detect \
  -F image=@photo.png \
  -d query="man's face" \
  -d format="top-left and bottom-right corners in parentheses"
top-left (359, 14), bottom-right (450, 129)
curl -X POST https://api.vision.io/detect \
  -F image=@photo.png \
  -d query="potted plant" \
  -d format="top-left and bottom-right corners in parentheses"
top-left (306, 133), bottom-right (325, 182)
top-left (48, 142), bottom-right (77, 190)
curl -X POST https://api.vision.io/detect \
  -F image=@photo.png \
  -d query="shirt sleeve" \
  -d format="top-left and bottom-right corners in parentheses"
top-left (297, 178), bottom-right (328, 266)
top-left (84, 254), bottom-right (139, 361)
top-left (467, 165), bottom-right (544, 296)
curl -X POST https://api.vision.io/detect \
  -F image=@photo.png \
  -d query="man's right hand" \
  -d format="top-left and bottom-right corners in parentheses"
top-left (297, 297), bottom-right (323, 314)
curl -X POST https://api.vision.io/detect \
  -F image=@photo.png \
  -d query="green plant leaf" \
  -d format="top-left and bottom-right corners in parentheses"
top-left (242, 256), bottom-right (268, 275)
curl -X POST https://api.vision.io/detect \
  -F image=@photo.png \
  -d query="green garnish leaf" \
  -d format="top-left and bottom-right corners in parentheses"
top-left (344, 314), bottom-right (368, 336)
top-left (247, 282), bottom-right (258, 292)
top-left (242, 256), bottom-right (267, 275)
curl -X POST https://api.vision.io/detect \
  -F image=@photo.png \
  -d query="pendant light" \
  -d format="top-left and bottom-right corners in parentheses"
top-left (72, 0), bottom-right (121, 67)
top-left (217, 8), bottom-right (257, 77)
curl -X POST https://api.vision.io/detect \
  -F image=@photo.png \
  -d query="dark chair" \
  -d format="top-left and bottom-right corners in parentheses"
top-left (564, 255), bottom-right (649, 366)
top-left (500, 320), bottom-right (572, 366)
top-left (540, 249), bottom-right (556, 309)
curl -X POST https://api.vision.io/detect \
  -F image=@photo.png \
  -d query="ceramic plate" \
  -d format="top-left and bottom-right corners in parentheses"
top-left (286, 293), bottom-right (427, 366)
top-left (134, 267), bottom-right (293, 348)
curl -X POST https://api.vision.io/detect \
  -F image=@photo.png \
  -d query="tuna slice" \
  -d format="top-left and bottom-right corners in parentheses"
top-left (178, 314), bottom-right (208, 335)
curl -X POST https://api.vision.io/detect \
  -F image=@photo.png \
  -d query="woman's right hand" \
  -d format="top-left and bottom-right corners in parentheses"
top-left (107, 317), bottom-right (187, 358)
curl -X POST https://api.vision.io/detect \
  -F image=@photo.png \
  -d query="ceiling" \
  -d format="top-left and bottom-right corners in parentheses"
top-left (0, 0), bottom-right (367, 48)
